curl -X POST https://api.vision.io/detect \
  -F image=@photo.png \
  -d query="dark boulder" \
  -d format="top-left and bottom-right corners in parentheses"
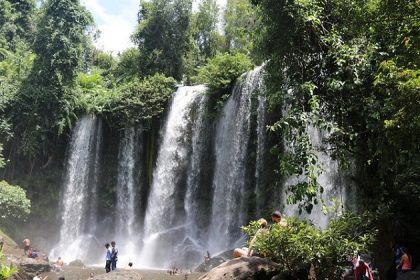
top-left (8, 256), bottom-right (51, 280)
top-left (199, 257), bottom-right (280, 280)
top-left (15, 257), bottom-right (51, 274)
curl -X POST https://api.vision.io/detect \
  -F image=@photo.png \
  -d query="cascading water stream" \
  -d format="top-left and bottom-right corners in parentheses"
top-left (255, 87), bottom-right (267, 217)
top-left (87, 121), bottom-right (103, 232)
top-left (139, 85), bottom-right (207, 268)
top-left (182, 93), bottom-right (209, 267)
top-left (50, 115), bottom-right (102, 262)
top-left (207, 67), bottom-right (262, 254)
top-left (47, 66), bottom-right (354, 268)
top-left (115, 127), bottom-right (143, 264)
top-left (282, 124), bottom-right (349, 228)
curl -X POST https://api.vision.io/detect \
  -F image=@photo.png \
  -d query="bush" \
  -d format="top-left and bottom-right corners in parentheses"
top-left (193, 53), bottom-right (253, 93)
top-left (242, 213), bottom-right (377, 279)
top-left (107, 73), bottom-right (176, 127)
top-left (75, 69), bottom-right (119, 115)
top-left (0, 181), bottom-right (31, 222)
top-left (76, 71), bottom-right (176, 128)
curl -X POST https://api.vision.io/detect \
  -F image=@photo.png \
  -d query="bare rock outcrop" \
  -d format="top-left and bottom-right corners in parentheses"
top-left (195, 250), bottom-right (234, 273)
top-left (199, 257), bottom-right (280, 280)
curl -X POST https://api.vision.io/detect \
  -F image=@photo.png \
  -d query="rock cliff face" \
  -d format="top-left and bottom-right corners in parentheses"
top-left (198, 257), bottom-right (280, 280)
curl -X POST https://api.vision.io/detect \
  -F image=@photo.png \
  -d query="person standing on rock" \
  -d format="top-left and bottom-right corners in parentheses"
top-left (22, 237), bottom-right (31, 255)
top-left (105, 243), bottom-right (112, 273)
top-left (111, 241), bottom-right (118, 271)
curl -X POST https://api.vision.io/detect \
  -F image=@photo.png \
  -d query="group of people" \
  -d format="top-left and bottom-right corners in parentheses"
top-left (104, 241), bottom-right (118, 273)
top-left (22, 238), bottom-right (40, 258)
top-left (341, 243), bottom-right (414, 280)
top-left (233, 210), bottom-right (287, 258)
top-left (18, 220), bottom-right (416, 280)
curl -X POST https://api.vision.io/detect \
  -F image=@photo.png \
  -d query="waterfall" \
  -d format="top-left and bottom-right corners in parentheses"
top-left (207, 67), bottom-right (262, 254)
top-left (255, 86), bottom-right (267, 217)
top-left (87, 119), bottom-right (103, 231)
top-left (45, 66), bottom-right (355, 268)
top-left (283, 124), bottom-right (348, 228)
top-left (183, 93), bottom-right (209, 267)
top-left (50, 115), bottom-right (102, 262)
top-left (139, 85), bottom-right (207, 268)
top-left (115, 127), bottom-right (143, 264)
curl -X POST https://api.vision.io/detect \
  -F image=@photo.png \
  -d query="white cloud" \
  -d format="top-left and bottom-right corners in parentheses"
top-left (82, 0), bottom-right (137, 54)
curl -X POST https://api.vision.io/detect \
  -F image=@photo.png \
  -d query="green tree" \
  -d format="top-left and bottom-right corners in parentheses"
top-left (193, 52), bottom-right (253, 94)
top-left (0, 0), bottom-right (35, 51)
top-left (11, 0), bottom-right (93, 158)
top-left (108, 74), bottom-right (176, 128)
top-left (113, 48), bottom-right (142, 83)
top-left (183, 0), bottom-right (224, 82)
top-left (8, 0), bottom-right (35, 42)
top-left (0, 180), bottom-right (31, 222)
top-left (31, 0), bottom-right (93, 87)
top-left (224, 0), bottom-right (258, 54)
top-left (132, 0), bottom-right (192, 80)
top-left (191, 0), bottom-right (222, 60)
top-left (252, 0), bottom-right (420, 271)
top-left (0, 1), bottom-right (14, 50)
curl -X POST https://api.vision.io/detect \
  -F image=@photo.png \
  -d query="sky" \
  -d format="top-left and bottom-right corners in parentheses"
top-left (81, 0), bottom-right (227, 54)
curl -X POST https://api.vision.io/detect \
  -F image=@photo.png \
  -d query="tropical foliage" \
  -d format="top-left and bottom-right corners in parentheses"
top-left (0, 180), bottom-right (30, 222)
top-left (0, 250), bottom-right (17, 280)
top-left (193, 52), bottom-right (253, 93)
top-left (0, 0), bottom-right (418, 277)
top-left (243, 213), bottom-right (377, 279)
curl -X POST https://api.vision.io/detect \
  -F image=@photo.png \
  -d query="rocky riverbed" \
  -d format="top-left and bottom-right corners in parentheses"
top-left (40, 267), bottom-right (204, 280)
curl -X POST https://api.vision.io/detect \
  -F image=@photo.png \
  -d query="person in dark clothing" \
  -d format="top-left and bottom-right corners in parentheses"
top-left (111, 241), bottom-right (118, 271)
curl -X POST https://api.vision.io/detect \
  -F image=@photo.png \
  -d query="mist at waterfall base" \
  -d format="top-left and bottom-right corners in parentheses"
top-left (49, 67), bottom-right (355, 269)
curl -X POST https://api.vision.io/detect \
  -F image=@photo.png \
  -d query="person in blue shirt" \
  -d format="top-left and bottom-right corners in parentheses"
top-left (105, 243), bottom-right (112, 273)
top-left (111, 241), bottom-right (118, 271)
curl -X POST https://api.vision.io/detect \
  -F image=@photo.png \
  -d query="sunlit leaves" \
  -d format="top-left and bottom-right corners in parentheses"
top-left (193, 52), bottom-right (253, 93)
top-left (242, 213), bottom-right (377, 279)
top-left (0, 180), bottom-right (31, 222)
